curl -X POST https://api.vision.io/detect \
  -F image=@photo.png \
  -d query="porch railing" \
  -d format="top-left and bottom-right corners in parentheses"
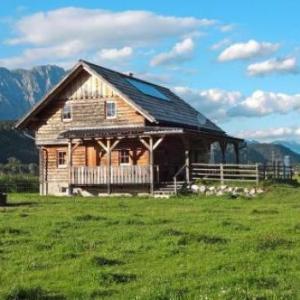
top-left (71, 165), bottom-right (151, 185)
top-left (191, 163), bottom-right (294, 184)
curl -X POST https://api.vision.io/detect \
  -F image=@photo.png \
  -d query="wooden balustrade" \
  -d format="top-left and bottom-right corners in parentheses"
top-left (71, 165), bottom-right (151, 185)
top-left (191, 163), bottom-right (293, 184)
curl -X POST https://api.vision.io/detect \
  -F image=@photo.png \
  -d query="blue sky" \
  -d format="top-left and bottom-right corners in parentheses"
top-left (1, 0), bottom-right (300, 142)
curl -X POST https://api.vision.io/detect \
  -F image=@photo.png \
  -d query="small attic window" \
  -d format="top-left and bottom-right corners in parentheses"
top-left (126, 78), bottom-right (170, 101)
top-left (62, 103), bottom-right (72, 121)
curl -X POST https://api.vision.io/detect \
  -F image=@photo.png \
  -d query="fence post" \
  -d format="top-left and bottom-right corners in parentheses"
top-left (255, 163), bottom-right (259, 185)
top-left (220, 163), bottom-right (224, 185)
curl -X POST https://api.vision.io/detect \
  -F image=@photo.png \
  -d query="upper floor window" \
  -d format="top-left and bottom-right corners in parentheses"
top-left (119, 150), bottom-right (130, 165)
top-left (62, 103), bottom-right (72, 121)
top-left (57, 151), bottom-right (67, 168)
top-left (106, 101), bottom-right (116, 119)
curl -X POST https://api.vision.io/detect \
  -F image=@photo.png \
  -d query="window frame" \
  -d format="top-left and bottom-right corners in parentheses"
top-left (119, 149), bottom-right (130, 166)
top-left (62, 102), bottom-right (72, 122)
top-left (57, 150), bottom-right (67, 168)
top-left (105, 101), bottom-right (117, 119)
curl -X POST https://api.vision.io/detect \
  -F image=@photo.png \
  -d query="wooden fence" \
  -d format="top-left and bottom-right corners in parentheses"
top-left (191, 163), bottom-right (293, 184)
top-left (71, 165), bottom-right (151, 185)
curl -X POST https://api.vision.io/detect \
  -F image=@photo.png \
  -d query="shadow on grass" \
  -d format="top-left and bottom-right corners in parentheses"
top-left (5, 201), bottom-right (37, 207)
top-left (92, 256), bottom-right (123, 267)
top-left (5, 286), bottom-right (65, 300)
top-left (99, 272), bottom-right (137, 284)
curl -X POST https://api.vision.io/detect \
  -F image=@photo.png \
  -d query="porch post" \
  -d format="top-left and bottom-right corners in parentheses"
top-left (234, 142), bottom-right (240, 164)
top-left (220, 141), bottom-right (227, 164)
top-left (182, 136), bottom-right (190, 184)
top-left (67, 139), bottom-right (73, 195)
top-left (149, 136), bottom-right (154, 195)
top-left (107, 139), bottom-right (111, 194)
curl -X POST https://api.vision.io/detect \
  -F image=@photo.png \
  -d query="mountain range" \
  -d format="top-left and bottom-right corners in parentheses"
top-left (0, 64), bottom-right (299, 165)
top-left (0, 65), bottom-right (65, 120)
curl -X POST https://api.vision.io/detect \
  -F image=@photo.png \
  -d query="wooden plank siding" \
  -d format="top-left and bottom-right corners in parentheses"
top-left (35, 70), bottom-right (145, 143)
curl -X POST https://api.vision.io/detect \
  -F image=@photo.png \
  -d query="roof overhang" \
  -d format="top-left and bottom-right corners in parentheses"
top-left (59, 126), bottom-right (184, 140)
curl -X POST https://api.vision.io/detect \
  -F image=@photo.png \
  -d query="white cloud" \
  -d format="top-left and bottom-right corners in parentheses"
top-left (173, 86), bottom-right (300, 121)
top-left (218, 39), bottom-right (279, 62)
top-left (236, 127), bottom-right (300, 142)
top-left (0, 7), bottom-right (216, 68)
top-left (174, 86), bottom-right (242, 121)
top-left (219, 24), bottom-right (235, 32)
top-left (228, 90), bottom-right (300, 117)
top-left (96, 46), bottom-right (133, 61)
top-left (0, 41), bottom-right (85, 68)
top-left (210, 38), bottom-right (231, 51)
top-left (247, 57), bottom-right (298, 76)
top-left (150, 38), bottom-right (195, 66)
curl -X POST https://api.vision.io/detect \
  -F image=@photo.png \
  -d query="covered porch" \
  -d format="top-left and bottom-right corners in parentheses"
top-left (57, 126), bottom-right (243, 195)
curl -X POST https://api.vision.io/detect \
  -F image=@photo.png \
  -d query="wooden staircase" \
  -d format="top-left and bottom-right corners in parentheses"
top-left (154, 181), bottom-right (186, 197)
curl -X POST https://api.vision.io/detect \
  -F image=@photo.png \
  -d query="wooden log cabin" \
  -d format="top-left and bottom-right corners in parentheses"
top-left (16, 60), bottom-right (243, 196)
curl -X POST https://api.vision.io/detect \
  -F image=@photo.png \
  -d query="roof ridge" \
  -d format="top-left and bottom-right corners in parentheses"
top-left (79, 59), bottom-right (171, 91)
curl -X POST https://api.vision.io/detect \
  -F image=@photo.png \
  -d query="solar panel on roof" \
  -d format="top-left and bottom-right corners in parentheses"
top-left (126, 78), bottom-right (170, 101)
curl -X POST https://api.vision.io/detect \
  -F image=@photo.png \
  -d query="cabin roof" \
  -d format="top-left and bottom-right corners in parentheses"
top-left (16, 59), bottom-right (224, 135)
top-left (82, 60), bottom-right (224, 133)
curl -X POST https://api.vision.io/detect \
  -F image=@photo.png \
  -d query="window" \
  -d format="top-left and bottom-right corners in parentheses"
top-left (119, 150), bottom-right (130, 165)
top-left (106, 101), bottom-right (116, 119)
top-left (57, 151), bottom-right (67, 167)
top-left (126, 78), bottom-right (170, 101)
top-left (62, 103), bottom-right (72, 121)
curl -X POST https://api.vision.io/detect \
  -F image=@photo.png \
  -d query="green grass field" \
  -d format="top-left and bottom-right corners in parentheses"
top-left (0, 187), bottom-right (300, 299)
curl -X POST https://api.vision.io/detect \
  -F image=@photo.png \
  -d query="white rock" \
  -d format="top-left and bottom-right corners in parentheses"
top-left (209, 186), bottom-right (216, 192)
top-left (216, 191), bottom-right (224, 196)
top-left (250, 188), bottom-right (256, 195)
top-left (199, 185), bottom-right (207, 193)
top-left (257, 188), bottom-right (264, 194)
top-left (206, 191), bottom-right (214, 196)
top-left (220, 185), bottom-right (227, 190)
top-left (191, 184), bottom-right (199, 192)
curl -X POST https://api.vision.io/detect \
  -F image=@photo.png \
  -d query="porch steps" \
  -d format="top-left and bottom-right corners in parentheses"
top-left (154, 181), bottom-right (186, 196)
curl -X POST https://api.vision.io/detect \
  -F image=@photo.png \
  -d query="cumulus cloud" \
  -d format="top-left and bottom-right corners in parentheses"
top-left (174, 86), bottom-right (242, 121)
top-left (150, 38), bottom-right (195, 66)
top-left (0, 7), bottom-right (216, 68)
top-left (0, 41), bottom-right (85, 68)
top-left (218, 39), bottom-right (279, 62)
top-left (96, 46), bottom-right (133, 61)
top-left (210, 38), bottom-right (231, 51)
top-left (236, 127), bottom-right (300, 142)
top-left (173, 86), bottom-right (300, 121)
top-left (219, 24), bottom-right (235, 32)
top-left (247, 57), bottom-right (298, 76)
top-left (228, 90), bottom-right (300, 117)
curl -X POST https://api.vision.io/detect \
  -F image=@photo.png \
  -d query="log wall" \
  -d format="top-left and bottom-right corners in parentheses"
top-left (35, 70), bottom-right (145, 143)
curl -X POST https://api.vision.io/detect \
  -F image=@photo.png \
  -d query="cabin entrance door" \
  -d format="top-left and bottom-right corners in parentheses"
top-left (86, 144), bottom-right (99, 167)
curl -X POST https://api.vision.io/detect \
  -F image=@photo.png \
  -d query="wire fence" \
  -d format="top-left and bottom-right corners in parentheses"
top-left (0, 176), bottom-right (39, 193)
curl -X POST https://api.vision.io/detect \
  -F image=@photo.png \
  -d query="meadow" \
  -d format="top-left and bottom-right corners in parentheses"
top-left (0, 186), bottom-right (299, 299)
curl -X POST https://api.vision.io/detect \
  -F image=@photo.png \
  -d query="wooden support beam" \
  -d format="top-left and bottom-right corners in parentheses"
top-left (71, 141), bottom-right (81, 153)
top-left (153, 136), bottom-right (164, 150)
top-left (107, 139), bottom-right (112, 194)
top-left (96, 139), bottom-right (108, 152)
top-left (67, 139), bottom-right (73, 196)
top-left (219, 141), bottom-right (227, 164)
top-left (149, 136), bottom-right (154, 195)
top-left (139, 137), bottom-right (150, 151)
top-left (233, 143), bottom-right (240, 165)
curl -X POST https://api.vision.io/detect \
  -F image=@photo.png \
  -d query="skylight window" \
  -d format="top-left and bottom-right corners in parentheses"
top-left (126, 78), bottom-right (170, 101)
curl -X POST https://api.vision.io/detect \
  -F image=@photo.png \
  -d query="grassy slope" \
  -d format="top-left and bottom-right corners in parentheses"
top-left (0, 188), bottom-right (299, 299)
